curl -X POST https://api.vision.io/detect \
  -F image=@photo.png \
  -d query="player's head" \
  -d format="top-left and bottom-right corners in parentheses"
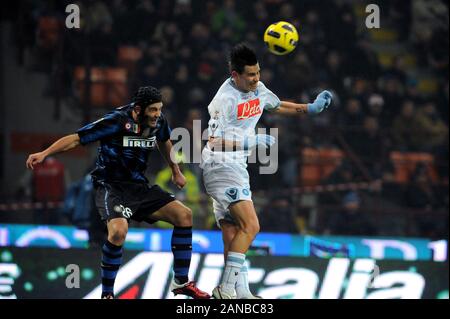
top-left (132, 86), bottom-right (163, 128)
top-left (229, 43), bottom-right (260, 93)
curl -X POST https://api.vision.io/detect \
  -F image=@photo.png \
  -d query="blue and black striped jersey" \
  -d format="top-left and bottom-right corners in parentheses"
top-left (77, 104), bottom-right (171, 184)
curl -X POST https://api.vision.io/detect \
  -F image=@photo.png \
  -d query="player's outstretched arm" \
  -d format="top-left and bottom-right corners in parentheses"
top-left (25, 133), bottom-right (81, 170)
top-left (208, 135), bottom-right (275, 151)
top-left (275, 90), bottom-right (333, 116)
top-left (275, 101), bottom-right (309, 115)
top-left (157, 140), bottom-right (186, 189)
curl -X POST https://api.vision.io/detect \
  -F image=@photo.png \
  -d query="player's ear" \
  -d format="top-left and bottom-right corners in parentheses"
top-left (134, 105), bottom-right (141, 115)
top-left (231, 70), bottom-right (239, 80)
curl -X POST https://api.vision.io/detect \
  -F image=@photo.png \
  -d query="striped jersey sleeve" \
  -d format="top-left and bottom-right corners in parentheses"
top-left (77, 112), bottom-right (125, 145)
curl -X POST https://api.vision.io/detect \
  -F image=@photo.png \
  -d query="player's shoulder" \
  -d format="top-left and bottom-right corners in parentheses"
top-left (256, 81), bottom-right (279, 98)
top-left (216, 78), bottom-right (239, 101)
top-left (86, 105), bottom-right (129, 128)
top-left (256, 80), bottom-right (269, 91)
top-left (210, 79), bottom-right (237, 107)
top-left (104, 104), bottom-right (133, 121)
top-left (115, 103), bottom-right (134, 116)
top-left (216, 78), bottom-right (234, 94)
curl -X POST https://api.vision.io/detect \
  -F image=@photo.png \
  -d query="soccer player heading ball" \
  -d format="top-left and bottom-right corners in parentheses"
top-left (201, 44), bottom-right (332, 299)
top-left (26, 86), bottom-right (210, 299)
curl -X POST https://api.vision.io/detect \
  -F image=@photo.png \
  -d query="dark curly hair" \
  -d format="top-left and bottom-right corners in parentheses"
top-left (132, 86), bottom-right (162, 107)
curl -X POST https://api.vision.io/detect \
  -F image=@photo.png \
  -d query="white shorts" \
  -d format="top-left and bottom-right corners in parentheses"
top-left (202, 162), bottom-right (252, 227)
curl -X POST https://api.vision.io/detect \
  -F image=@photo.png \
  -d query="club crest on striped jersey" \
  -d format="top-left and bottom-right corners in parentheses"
top-left (125, 122), bottom-right (140, 134)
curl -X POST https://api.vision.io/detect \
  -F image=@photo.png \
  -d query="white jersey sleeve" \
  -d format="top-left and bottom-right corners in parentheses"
top-left (207, 95), bottom-right (234, 138)
top-left (259, 81), bottom-right (281, 112)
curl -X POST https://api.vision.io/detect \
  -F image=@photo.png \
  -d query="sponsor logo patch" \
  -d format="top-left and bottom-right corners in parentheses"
top-left (237, 98), bottom-right (261, 120)
top-left (123, 136), bottom-right (156, 149)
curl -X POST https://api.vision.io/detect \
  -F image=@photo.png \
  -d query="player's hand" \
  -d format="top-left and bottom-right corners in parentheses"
top-left (26, 152), bottom-right (46, 170)
top-left (172, 171), bottom-right (186, 189)
top-left (307, 90), bottom-right (333, 114)
top-left (243, 134), bottom-right (276, 150)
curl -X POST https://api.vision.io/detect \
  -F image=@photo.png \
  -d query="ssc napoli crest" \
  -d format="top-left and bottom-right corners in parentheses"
top-left (225, 187), bottom-right (239, 201)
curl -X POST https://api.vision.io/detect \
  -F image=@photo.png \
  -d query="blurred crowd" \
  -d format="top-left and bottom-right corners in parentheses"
top-left (6, 0), bottom-right (449, 238)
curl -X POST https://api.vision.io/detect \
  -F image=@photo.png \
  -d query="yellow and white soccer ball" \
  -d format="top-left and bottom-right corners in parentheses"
top-left (263, 21), bottom-right (299, 55)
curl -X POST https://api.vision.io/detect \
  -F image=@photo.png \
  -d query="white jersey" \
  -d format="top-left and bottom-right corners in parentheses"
top-left (201, 78), bottom-right (281, 166)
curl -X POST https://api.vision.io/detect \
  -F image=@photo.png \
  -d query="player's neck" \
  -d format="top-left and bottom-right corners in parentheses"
top-left (230, 78), bottom-right (250, 94)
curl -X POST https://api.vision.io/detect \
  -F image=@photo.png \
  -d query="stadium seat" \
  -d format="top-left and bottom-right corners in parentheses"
top-left (118, 46), bottom-right (143, 72)
top-left (37, 16), bottom-right (61, 50)
top-left (74, 67), bottom-right (128, 107)
top-left (318, 148), bottom-right (344, 180)
top-left (300, 148), bottom-right (322, 186)
top-left (390, 151), bottom-right (438, 183)
top-left (404, 152), bottom-right (439, 182)
top-left (390, 151), bottom-right (410, 184)
top-left (300, 148), bottom-right (345, 186)
top-left (105, 68), bottom-right (128, 106)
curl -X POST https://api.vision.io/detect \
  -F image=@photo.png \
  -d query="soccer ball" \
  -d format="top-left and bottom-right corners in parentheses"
top-left (263, 21), bottom-right (299, 55)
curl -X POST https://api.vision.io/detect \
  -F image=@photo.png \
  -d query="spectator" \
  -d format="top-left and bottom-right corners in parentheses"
top-left (211, 0), bottom-right (246, 43)
top-left (338, 98), bottom-right (364, 129)
top-left (404, 162), bottom-right (442, 237)
top-left (349, 116), bottom-right (385, 177)
top-left (391, 100), bottom-right (420, 151)
top-left (404, 162), bottom-right (438, 210)
top-left (414, 102), bottom-right (448, 151)
top-left (259, 195), bottom-right (298, 233)
top-left (325, 191), bottom-right (377, 236)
